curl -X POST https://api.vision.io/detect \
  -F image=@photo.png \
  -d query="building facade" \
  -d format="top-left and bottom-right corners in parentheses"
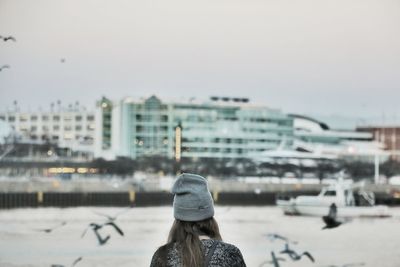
top-left (357, 126), bottom-right (400, 151)
top-left (95, 96), bottom-right (294, 160)
top-left (0, 107), bottom-right (96, 153)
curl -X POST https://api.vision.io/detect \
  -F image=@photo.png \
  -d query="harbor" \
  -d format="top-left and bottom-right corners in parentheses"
top-left (2, 0), bottom-right (400, 265)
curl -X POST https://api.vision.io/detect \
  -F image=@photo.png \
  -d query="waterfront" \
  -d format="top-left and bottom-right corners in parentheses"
top-left (0, 206), bottom-right (399, 267)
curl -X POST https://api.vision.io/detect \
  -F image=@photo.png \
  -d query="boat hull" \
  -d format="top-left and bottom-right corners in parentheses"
top-left (277, 199), bottom-right (391, 217)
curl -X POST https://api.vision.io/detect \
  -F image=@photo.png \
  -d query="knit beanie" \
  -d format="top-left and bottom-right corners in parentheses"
top-left (172, 173), bottom-right (214, 221)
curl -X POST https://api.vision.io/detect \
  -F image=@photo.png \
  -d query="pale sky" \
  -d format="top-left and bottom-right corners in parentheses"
top-left (0, 0), bottom-right (400, 122)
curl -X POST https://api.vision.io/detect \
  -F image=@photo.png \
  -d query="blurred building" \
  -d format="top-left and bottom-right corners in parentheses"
top-left (0, 105), bottom-right (96, 153)
top-left (288, 114), bottom-right (388, 163)
top-left (356, 126), bottom-right (400, 151)
top-left (95, 95), bottom-right (294, 160)
top-left (357, 125), bottom-right (400, 161)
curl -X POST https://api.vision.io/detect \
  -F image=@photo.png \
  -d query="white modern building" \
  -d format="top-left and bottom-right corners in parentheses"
top-left (95, 95), bottom-right (294, 160)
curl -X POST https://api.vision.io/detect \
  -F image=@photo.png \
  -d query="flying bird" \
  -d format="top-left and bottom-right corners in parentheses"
top-left (0, 65), bottom-right (10, 71)
top-left (322, 203), bottom-right (342, 230)
top-left (280, 243), bottom-right (315, 262)
top-left (264, 233), bottom-right (297, 244)
top-left (51, 256), bottom-right (83, 267)
top-left (81, 223), bottom-right (111, 245)
top-left (82, 221), bottom-right (124, 237)
top-left (60, 58), bottom-right (66, 63)
top-left (34, 221), bottom-right (67, 233)
top-left (1, 35), bottom-right (16, 42)
top-left (82, 221), bottom-right (124, 246)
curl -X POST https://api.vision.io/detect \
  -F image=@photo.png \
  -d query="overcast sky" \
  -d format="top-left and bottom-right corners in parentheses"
top-left (0, 0), bottom-right (399, 122)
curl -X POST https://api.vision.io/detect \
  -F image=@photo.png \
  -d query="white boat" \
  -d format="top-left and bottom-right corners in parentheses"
top-left (276, 178), bottom-right (391, 217)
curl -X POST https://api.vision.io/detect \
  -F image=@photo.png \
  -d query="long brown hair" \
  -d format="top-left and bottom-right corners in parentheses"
top-left (158, 217), bottom-right (222, 267)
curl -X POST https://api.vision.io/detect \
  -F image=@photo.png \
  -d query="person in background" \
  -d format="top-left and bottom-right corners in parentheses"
top-left (150, 173), bottom-right (246, 267)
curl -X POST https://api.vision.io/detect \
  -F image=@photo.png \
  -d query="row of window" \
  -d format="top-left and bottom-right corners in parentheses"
top-left (181, 147), bottom-right (266, 153)
top-left (132, 147), bottom-right (265, 154)
top-left (29, 134), bottom-right (94, 142)
top-left (1, 114), bottom-right (95, 122)
top-left (181, 138), bottom-right (281, 144)
top-left (19, 124), bottom-right (95, 132)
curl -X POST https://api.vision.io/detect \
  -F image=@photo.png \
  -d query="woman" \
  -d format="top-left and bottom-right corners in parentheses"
top-left (150, 173), bottom-right (246, 267)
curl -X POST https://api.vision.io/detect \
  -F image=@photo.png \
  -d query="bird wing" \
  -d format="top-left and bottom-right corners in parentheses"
top-left (90, 222), bottom-right (103, 229)
top-left (275, 234), bottom-right (288, 241)
top-left (279, 243), bottom-right (293, 254)
top-left (93, 228), bottom-right (110, 245)
top-left (71, 256), bottom-right (82, 267)
top-left (33, 228), bottom-right (50, 232)
top-left (106, 222), bottom-right (124, 236)
top-left (114, 206), bottom-right (133, 218)
top-left (81, 226), bottom-right (91, 238)
top-left (92, 210), bottom-right (113, 221)
top-left (302, 252), bottom-right (315, 262)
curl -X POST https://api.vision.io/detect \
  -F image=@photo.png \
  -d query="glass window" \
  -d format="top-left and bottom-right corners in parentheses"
top-left (53, 115), bottom-right (60, 121)
top-left (324, 190), bottom-right (336, 196)
top-left (87, 115), bottom-right (95, 121)
top-left (42, 115), bottom-right (49, 121)
top-left (20, 115), bottom-right (28, 122)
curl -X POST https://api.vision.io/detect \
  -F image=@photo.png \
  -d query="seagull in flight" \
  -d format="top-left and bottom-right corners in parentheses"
top-left (34, 221), bottom-right (67, 233)
top-left (0, 65), bottom-right (10, 71)
top-left (264, 233), bottom-right (298, 244)
top-left (280, 243), bottom-right (315, 262)
top-left (0, 35), bottom-right (16, 42)
top-left (81, 221), bottom-right (124, 246)
top-left (82, 221), bottom-right (124, 237)
top-left (51, 256), bottom-right (83, 267)
top-left (81, 223), bottom-right (111, 245)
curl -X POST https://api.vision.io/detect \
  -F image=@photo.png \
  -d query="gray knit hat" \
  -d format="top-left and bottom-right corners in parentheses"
top-left (172, 173), bottom-right (214, 221)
